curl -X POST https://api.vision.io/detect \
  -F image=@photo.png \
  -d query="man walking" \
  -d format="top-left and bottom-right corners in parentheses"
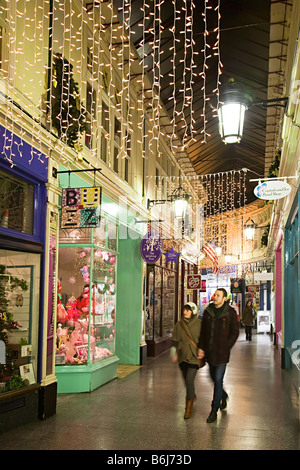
top-left (198, 288), bottom-right (239, 423)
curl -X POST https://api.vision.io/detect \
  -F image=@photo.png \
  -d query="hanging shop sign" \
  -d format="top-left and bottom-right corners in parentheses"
top-left (254, 272), bottom-right (274, 281)
top-left (163, 246), bottom-right (181, 264)
top-left (61, 187), bottom-right (102, 228)
top-left (254, 180), bottom-right (291, 200)
top-left (187, 274), bottom-right (202, 290)
top-left (230, 278), bottom-right (242, 293)
top-left (140, 232), bottom-right (163, 264)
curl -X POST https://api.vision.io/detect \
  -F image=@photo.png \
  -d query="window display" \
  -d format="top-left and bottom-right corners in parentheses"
top-left (146, 262), bottom-right (177, 342)
top-left (162, 269), bottom-right (175, 337)
top-left (56, 225), bottom-right (117, 366)
top-left (0, 250), bottom-right (40, 393)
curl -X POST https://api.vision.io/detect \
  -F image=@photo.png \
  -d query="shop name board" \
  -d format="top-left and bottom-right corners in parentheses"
top-left (254, 272), bottom-right (273, 281)
top-left (61, 187), bottom-right (102, 228)
top-left (187, 274), bottom-right (202, 290)
top-left (140, 232), bottom-right (163, 263)
top-left (254, 180), bottom-right (291, 200)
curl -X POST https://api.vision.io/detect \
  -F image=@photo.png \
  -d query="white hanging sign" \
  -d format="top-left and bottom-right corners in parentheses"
top-left (254, 272), bottom-right (274, 281)
top-left (254, 180), bottom-right (291, 200)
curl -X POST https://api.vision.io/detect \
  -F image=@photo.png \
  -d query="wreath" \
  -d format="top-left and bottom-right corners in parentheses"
top-left (51, 53), bottom-right (86, 149)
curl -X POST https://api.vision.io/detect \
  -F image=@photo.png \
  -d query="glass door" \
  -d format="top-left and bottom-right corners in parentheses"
top-left (0, 249), bottom-right (40, 392)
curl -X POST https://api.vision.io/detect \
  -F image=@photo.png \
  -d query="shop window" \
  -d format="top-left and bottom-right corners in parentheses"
top-left (0, 169), bottom-right (34, 234)
top-left (0, 249), bottom-right (40, 393)
top-left (146, 263), bottom-right (176, 342)
top-left (100, 101), bottom-right (109, 163)
top-left (56, 225), bottom-right (117, 365)
top-left (113, 146), bottom-right (118, 174)
top-left (59, 226), bottom-right (91, 245)
top-left (146, 267), bottom-right (154, 340)
top-left (162, 269), bottom-right (175, 337)
top-left (107, 221), bottom-right (117, 252)
top-left (113, 117), bottom-right (121, 174)
top-left (154, 265), bottom-right (162, 340)
top-left (124, 132), bottom-right (131, 185)
top-left (94, 218), bottom-right (106, 248)
top-left (85, 82), bottom-right (97, 150)
top-left (0, 15), bottom-right (7, 76)
top-left (0, 25), bottom-right (3, 70)
top-left (87, 45), bottom-right (93, 74)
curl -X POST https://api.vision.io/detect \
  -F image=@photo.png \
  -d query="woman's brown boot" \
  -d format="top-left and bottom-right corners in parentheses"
top-left (184, 398), bottom-right (194, 419)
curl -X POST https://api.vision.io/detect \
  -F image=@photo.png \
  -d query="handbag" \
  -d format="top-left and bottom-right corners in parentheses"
top-left (180, 321), bottom-right (205, 368)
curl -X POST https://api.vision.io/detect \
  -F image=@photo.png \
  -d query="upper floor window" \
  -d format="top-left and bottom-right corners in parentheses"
top-left (87, 46), bottom-right (93, 74)
top-left (100, 101), bottom-right (109, 164)
top-left (113, 117), bottom-right (121, 174)
top-left (0, 25), bottom-right (3, 71)
top-left (85, 82), bottom-right (97, 150)
top-left (0, 169), bottom-right (34, 235)
top-left (124, 132), bottom-right (131, 184)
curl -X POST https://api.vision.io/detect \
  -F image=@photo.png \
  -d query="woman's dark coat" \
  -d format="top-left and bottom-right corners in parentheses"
top-left (242, 305), bottom-right (256, 327)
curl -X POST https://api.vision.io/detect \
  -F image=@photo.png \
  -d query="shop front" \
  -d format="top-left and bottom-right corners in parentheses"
top-left (55, 223), bottom-right (119, 393)
top-left (55, 170), bottom-right (144, 392)
top-left (275, 235), bottom-right (283, 350)
top-left (0, 128), bottom-right (50, 431)
top-left (145, 240), bottom-right (179, 356)
top-left (283, 190), bottom-right (300, 393)
top-left (145, 262), bottom-right (176, 356)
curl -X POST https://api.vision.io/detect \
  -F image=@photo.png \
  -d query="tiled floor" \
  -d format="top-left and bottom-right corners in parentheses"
top-left (1, 332), bottom-right (300, 450)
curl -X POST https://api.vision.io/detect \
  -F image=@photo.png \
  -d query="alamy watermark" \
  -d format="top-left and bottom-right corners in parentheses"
top-left (102, 197), bottom-right (205, 244)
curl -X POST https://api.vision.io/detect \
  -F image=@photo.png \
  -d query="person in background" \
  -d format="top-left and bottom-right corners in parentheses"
top-left (242, 300), bottom-right (257, 341)
top-left (198, 288), bottom-right (239, 423)
top-left (171, 302), bottom-right (202, 419)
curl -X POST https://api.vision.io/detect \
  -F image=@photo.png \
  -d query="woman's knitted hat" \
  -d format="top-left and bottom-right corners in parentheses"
top-left (184, 302), bottom-right (197, 313)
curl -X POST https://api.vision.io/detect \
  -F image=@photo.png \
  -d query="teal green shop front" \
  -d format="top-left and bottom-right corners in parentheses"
top-left (55, 170), bottom-right (143, 393)
top-left (283, 189), bottom-right (300, 396)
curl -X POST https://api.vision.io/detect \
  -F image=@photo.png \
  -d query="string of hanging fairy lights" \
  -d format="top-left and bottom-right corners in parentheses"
top-left (119, 0), bottom-right (128, 156)
top-left (179, 0), bottom-right (195, 148)
top-left (188, 0), bottom-right (197, 146)
top-left (146, 168), bottom-right (248, 259)
top-left (168, 0), bottom-right (197, 152)
top-left (118, 0), bottom-right (134, 157)
top-left (87, 0), bottom-right (97, 158)
top-left (1, 0), bottom-right (46, 166)
top-left (147, 0), bottom-right (163, 159)
top-left (200, 0), bottom-right (210, 143)
top-left (169, 0), bottom-right (177, 154)
top-left (0, 0), bottom-right (222, 189)
top-left (137, 0), bottom-right (147, 160)
top-left (211, 0), bottom-right (223, 118)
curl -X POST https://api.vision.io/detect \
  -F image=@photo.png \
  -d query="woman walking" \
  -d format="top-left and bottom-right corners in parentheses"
top-left (242, 300), bottom-right (257, 341)
top-left (171, 302), bottom-right (202, 419)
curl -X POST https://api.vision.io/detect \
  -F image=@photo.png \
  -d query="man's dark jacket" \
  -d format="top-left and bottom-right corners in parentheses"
top-left (198, 302), bottom-right (239, 366)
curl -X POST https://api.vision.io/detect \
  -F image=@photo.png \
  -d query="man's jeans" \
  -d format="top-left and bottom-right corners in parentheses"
top-left (209, 363), bottom-right (227, 411)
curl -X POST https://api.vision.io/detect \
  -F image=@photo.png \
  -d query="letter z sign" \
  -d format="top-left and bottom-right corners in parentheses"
top-left (61, 187), bottom-right (102, 228)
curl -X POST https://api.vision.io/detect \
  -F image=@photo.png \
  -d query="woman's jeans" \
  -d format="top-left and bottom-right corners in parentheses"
top-left (245, 326), bottom-right (253, 340)
top-left (179, 362), bottom-right (198, 400)
top-left (209, 363), bottom-right (227, 411)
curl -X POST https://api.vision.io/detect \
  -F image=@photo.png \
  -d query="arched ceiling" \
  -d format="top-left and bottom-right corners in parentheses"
top-left (111, 0), bottom-right (290, 206)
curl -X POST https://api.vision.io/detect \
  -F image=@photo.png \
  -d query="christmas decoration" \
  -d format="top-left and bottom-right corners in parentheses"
top-left (0, 265), bottom-right (28, 387)
top-left (163, 247), bottom-right (181, 264)
top-left (51, 54), bottom-right (86, 149)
